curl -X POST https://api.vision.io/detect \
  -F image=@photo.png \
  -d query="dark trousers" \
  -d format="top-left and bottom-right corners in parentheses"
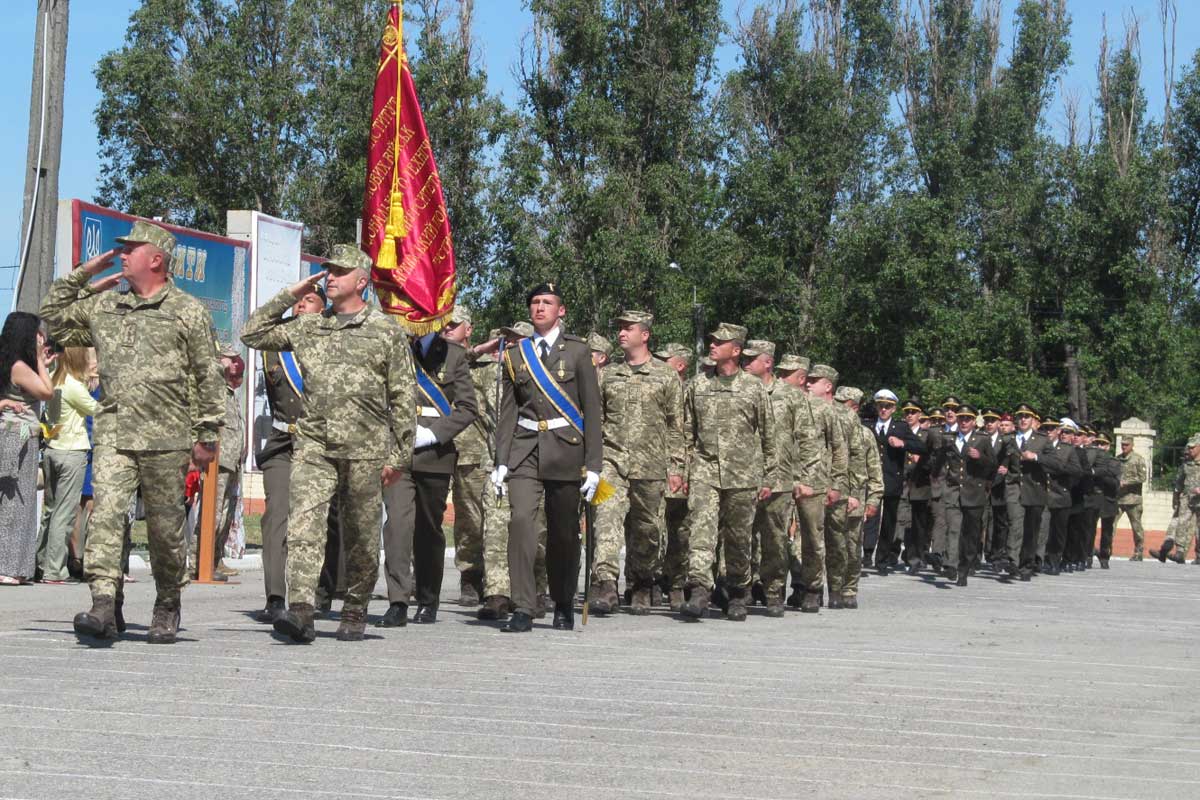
top-left (875, 495), bottom-right (902, 563)
top-left (508, 471), bottom-right (581, 617)
top-left (957, 505), bottom-right (985, 574)
top-left (1097, 515), bottom-right (1115, 560)
top-left (903, 498), bottom-right (930, 562)
top-left (1065, 510), bottom-right (1088, 563)
top-left (382, 471), bottom-right (452, 607)
top-left (1019, 504), bottom-right (1045, 571)
top-left (987, 502), bottom-right (1009, 559)
top-left (1045, 507), bottom-right (1071, 565)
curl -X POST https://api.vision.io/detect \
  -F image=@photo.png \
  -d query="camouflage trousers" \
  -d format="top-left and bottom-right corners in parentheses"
top-left (482, 490), bottom-right (547, 599)
top-left (662, 496), bottom-right (690, 590)
top-left (1167, 506), bottom-right (1200, 558)
top-left (685, 482), bottom-right (757, 593)
top-left (842, 509), bottom-right (866, 597)
top-left (189, 466), bottom-right (239, 574)
top-left (452, 462), bottom-right (487, 582)
top-left (825, 498), bottom-right (852, 595)
top-left (286, 446), bottom-right (383, 611)
top-left (85, 446), bottom-right (189, 603)
top-left (593, 467), bottom-right (665, 587)
top-left (1115, 503), bottom-right (1145, 553)
top-left (753, 491), bottom-right (793, 599)
top-left (794, 494), bottom-right (827, 592)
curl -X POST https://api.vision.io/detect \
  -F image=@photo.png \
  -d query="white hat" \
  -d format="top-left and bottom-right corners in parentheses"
top-left (874, 389), bottom-right (898, 403)
top-left (1059, 417), bottom-right (1079, 432)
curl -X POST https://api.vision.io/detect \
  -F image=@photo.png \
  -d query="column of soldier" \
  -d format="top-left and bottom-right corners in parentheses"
top-left (39, 226), bottom-right (1198, 644)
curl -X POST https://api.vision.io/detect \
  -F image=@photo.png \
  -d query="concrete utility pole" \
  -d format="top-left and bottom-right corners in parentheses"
top-left (15, 0), bottom-right (69, 313)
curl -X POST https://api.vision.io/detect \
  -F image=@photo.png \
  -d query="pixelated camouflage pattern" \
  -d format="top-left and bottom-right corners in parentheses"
top-left (686, 481), bottom-right (757, 591)
top-left (683, 369), bottom-right (775, 490)
top-left (599, 357), bottom-right (685, 481)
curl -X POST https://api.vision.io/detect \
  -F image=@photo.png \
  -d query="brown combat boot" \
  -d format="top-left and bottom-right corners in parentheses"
top-left (1151, 539), bottom-right (1175, 562)
top-left (726, 595), bottom-right (748, 621)
top-left (336, 607), bottom-right (366, 641)
top-left (534, 593), bottom-right (551, 619)
top-left (478, 595), bottom-right (511, 621)
top-left (680, 586), bottom-right (707, 619)
top-left (668, 589), bottom-right (685, 612)
top-left (765, 592), bottom-right (785, 618)
top-left (589, 580), bottom-right (618, 615)
top-left (73, 596), bottom-right (118, 640)
top-left (800, 591), bottom-right (821, 613)
top-left (1130, 551), bottom-right (1143, 562)
top-left (841, 593), bottom-right (859, 609)
top-left (146, 601), bottom-right (181, 645)
top-left (458, 577), bottom-right (481, 607)
top-left (628, 587), bottom-right (651, 616)
top-left (274, 603), bottom-right (317, 643)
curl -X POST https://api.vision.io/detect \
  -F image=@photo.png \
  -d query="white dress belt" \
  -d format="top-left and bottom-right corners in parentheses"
top-left (518, 417), bottom-right (569, 432)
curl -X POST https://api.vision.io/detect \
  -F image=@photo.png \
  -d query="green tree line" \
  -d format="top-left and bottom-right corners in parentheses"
top-left (94, 0), bottom-right (1200, 455)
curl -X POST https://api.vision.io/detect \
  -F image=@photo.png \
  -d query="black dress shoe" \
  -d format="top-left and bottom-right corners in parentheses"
top-left (502, 611), bottom-right (533, 632)
top-left (375, 602), bottom-right (408, 627)
top-left (552, 603), bottom-right (574, 630)
top-left (413, 605), bottom-right (438, 624)
top-left (943, 567), bottom-right (958, 583)
top-left (1100, 559), bottom-right (1110, 569)
top-left (956, 572), bottom-right (968, 587)
top-left (255, 596), bottom-right (285, 624)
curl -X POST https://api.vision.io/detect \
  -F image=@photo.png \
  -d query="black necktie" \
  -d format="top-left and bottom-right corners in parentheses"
top-left (539, 340), bottom-right (550, 362)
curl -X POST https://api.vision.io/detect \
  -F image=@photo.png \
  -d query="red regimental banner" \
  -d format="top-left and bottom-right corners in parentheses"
top-left (363, 1), bottom-right (456, 333)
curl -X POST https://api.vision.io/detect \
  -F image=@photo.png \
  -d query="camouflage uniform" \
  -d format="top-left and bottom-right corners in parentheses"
top-left (40, 222), bottom-right (225, 607)
top-left (594, 344), bottom-right (685, 592)
top-left (791, 382), bottom-right (848, 596)
top-left (241, 250), bottom-right (415, 613)
top-left (841, 402), bottom-right (883, 598)
top-left (1115, 449), bottom-right (1147, 557)
top-left (683, 337), bottom-right (776, 599)
top-left (452, 350), bottom-right (494, 593)
top-left (822, 393), bottom-right (862, 599)
top-left (191, 382), bottom-right (245, 574)
top-left (753, 374), bottom-right (810, 603)
top-left (1165, 451), bottom-right (1200, 561)
top-left (655, 343), bottom-right (693, 594)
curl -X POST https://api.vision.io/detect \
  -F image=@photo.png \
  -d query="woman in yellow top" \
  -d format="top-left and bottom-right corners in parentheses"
top-left (36, 347), bottom-right (101, 583)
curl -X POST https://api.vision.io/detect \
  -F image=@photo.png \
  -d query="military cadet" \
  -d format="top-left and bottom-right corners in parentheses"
top-left (241, 244), bottom-right (415, 643)
top-left (1059, 420), bottom-right (1093, 572)
top-left (807, 365), bottom-right (862, 609)
top-left (493, 282), bottom-right (603, 633)
top-left (441, 306), bottom-right (488, 606)
top-left (1090, 432), bottom-right (1122, 568)
top-left (939, 404), bottom-right (995, 586)
top-left (678, 323), bottom-right (775, 621)
top-left (942, 396), bottom-right (962, 433)
top-left (900, 399), bottom-right (935, 573)
top-left (775, 353), bottom-right (813, 603)
top-left (253, 285), bottom-right (331, 623)
top-left (587, 332), bottom-right (613, 369)
top-left (379, 306), bottom-right (478, 627)
top-left (1040, 417), bottom-right (1083, 575)
top-left (191, 350), bottom-right (246, 581)
top-left (1115, 436), bottom-right (1148, 560)
top-left (1010, 405), bottom-right (1051, 579)
top-left (654, 342), bottom-right (694, 610)
top-left (742, 340), bottom-right (811, 616)
top-left (589, 312), bottom-right (685, 615)
top-left (833, 387), bottom-right (882, 608)
top-left (1150, 434), bottom-right (1200, 564)
top-left (925, 408), bottom-right (949, 571)
top-left (40, 222), bottom-right (225, 643)
top-left (870, 389), bottom-right (925, 573)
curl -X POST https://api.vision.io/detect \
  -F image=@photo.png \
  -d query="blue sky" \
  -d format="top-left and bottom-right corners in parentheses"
top-left (2, 0), bottom-right (1196, 297)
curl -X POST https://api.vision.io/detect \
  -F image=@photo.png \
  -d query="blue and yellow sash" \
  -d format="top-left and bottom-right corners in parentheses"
top-left (415, 361), bottom-right (452, 416)
top-left (280, 351), bottom-right (304, 396)
top-left (518, 337), bottom-right (584, 433)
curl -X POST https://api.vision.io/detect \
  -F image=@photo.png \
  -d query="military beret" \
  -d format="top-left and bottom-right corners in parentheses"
top-left (838, 386), bottom-right (864, 404)
top-left (707, 322), bottom-right (747, 345)
top-left (654, 342), bottom-right (693, 363)
top-left (957, 403), bottom-right (978, 417)
top-left (500, 321), bottom-right (534, 339)
top-left (1013, 403), bottom-right (1039, 420)
top-left (901, 399), bottom-right (923, 414)
top-left (611, 310), bottom-right (653, 326)
top-left (941, 395), bottom-right (962, 410)
top-left (1000, 412), bottom-right (1013, 422)
top-left (449, 305), bottom-right (472, 325)
top-left (807, 364), bottom-right (838, 382)
top-left (526, 281), bottom-right (564, 305)
top-left (324, 243), bottom-right (373, 272)
top-left (981, 408), bottom-right (1001, 421)
top-left (742, 339), bottom-right (775, 358)
top-left (874, 389), bottom-right (898, 404)
top-left (1188, 433), bottom-right (1200, 448)
top-left (116, 219), bottom-right (176, 257)
top-left (586, 331), bottom-right (613, 354)
top-left (776, 354), bottom-right (810, 372)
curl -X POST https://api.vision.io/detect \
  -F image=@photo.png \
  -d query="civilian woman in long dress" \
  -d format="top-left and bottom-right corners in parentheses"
top-left (0, 312), bottom-right (55, 585)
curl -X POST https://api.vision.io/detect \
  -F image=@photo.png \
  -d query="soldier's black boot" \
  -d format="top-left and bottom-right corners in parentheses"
top-left (336, 608), bottom-right (366, 641)
top-left (147, 600), bottom-right (181, 645)
top-left (274, 603), bottom-right (317, 643)
top-left (751, 581), bottom-right (767, 607)
top-left (800, 591), bottom-right (821, 613)
top-left (376, 602), bottom-right (408, 627)
top-left (786, 585), bottom-right (804, 609)
top-left (256, 596), bottom-right (285, 624)
top-left (726, 595), bottom-right (748, 622)
top-left (73, 596), bottom-right (118, 640)
top-left (1150, 539), bottom-right (1175, 563)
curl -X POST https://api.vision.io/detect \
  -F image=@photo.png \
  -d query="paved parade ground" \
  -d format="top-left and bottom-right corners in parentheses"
top-left (1, 557), bottom-right (1198, 800)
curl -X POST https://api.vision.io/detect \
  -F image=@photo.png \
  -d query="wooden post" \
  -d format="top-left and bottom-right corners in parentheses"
top-left (194, 446), bottom-right (222, 584)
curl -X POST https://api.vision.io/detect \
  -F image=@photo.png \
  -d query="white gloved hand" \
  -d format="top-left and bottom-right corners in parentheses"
top-left (414, 425), bottom-right (438, 449)
top-left (581, 470), bottom-right (600, 502)
top-left (490, 465), bottom-right (508, 497)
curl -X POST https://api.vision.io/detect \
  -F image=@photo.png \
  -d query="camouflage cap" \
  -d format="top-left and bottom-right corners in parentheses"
top-left (116, 220), bottom-right (176, 256)
top-left (742, 339), bottom-right (775, 358)
top-left (325, 243), bottom-right (372, 273)
top-left (500, 321), bottom-right (535, 340)
top-left (449, 305), bottom-right (472, 325)
top-left (836, 386), bottom-right (864, 404)
top-left (1188, 433), bottom-right (1200, 448)
top-left (776, 353), bottom-right (810, 373)
top-left (707, 322), bottom-right (747, 345)
top-left (807, 363), bottom-right (838, 382)
top-left (611, 310), bottom-right (653, 326)
top-left (654, 342), bottom-right (693, 363)
top-left (586, 331), bottom-right (613, 354)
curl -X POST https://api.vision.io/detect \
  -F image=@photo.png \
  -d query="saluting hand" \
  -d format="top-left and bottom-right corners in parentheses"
top-left (81, 248), bottom-right (119, 276)
top-left (289, 270), bottom-right (328, 298)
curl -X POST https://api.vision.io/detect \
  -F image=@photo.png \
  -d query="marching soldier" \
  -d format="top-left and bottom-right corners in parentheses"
top-left (589, 312), bottom-right (685, 615)
top-left (980, 408), bottom-right (1010, 567)
top-left (1091, 432), bottom-right (1122, 568)
top-left (1040, 417), bottom-right (1082, 575)
top-left (493, 283), bottom-right (603, 633)
top-left (833, 387), bottom-right (882, 608)
top-left (241, 244), bottom-right (416, 643)
top-left (587, 332), bottom-right (613, 369)
top-left (901, 399), bottom-right (935, 573)
top-left (870, 389), bottom-right (925, 573)
top-left (40, 223), bottom-right (225, 644)
top-left (1150, 434), bottom-right (1200, 564)
top-left (939, 404), bottom-right (995, 586)
top-left (679, 323), bottom-right (775, 621)
top-left (654, 342), bottom-right (694, 610)
top-left (1115, 436), bottom-right (1148, 560)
